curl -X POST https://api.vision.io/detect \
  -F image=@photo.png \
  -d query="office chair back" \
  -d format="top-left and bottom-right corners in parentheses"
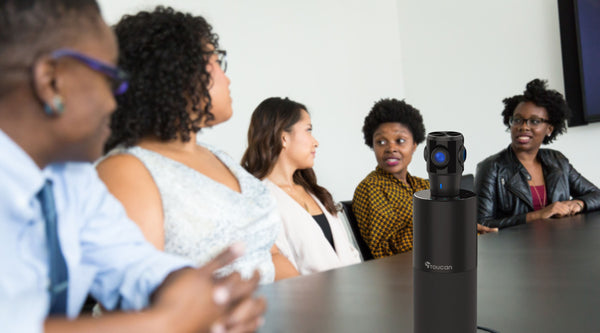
top-left (461, 174), bottom-right (474, 192)
top-left (339, 201), bottom-right (374, 261)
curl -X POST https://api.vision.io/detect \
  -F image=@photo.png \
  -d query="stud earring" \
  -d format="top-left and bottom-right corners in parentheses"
top-left (52, 95), bottom-right (65, 114)
top-left (43, 103), bottom-right (53, 115)
top-left (43, 95), bottom-right (65, 116)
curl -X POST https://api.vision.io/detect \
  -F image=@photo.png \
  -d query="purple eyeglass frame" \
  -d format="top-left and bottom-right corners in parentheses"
top-left (50, 49), bottom-right (129, 95)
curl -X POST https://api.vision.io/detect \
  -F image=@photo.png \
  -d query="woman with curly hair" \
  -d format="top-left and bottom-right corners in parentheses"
top-left (353, 99), bottom-right (497, 259)
top-left (351, 98), bottom-right (430, 259)
top-left (474, 78), bottom-right (600, 229)
top-left (96, 6), bottom-right (298, 282)
top-left (241, 97), bottom-right (361, 274)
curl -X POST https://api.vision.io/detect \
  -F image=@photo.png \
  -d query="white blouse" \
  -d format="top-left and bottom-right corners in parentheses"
top-left (103, 143), bottom-right (279, 284)
top-left (264, 179), bottom-right (361, 275)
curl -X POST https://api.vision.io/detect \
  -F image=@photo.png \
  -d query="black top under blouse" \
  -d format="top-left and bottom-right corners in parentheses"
top-left (312, 213), bottom-right (335, 251)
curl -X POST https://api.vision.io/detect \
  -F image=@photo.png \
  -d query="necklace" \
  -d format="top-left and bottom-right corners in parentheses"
top-left (278, 183), bottom-right (311, 213)
top-left (302, 201), bottom-right (310, 213)
top-left (530, 184), bottom-right (547, 208)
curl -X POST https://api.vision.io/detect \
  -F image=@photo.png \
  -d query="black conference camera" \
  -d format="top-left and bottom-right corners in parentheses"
top-left (413, 131), bottom-right (477, 333)
top-left (423, 131), bottom-right (467, 197)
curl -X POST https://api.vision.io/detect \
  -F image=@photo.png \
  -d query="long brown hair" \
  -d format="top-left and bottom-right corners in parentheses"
top-left (241, 97), bottom-right (337, 216)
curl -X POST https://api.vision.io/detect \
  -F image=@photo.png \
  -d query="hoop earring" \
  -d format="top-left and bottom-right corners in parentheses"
top-left (43, 95), bottom-right (65, 116)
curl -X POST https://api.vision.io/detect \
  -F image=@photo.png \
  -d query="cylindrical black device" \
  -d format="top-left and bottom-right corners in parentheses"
top-left (413, 131), bottom-right (477, 333)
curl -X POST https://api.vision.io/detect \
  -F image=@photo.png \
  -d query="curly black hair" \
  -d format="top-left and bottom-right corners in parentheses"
top-left (104, 6), bottom-right (219, 151)
top-left (362, 98), bottom-right (426, 148)
top-left (501, 78), bottom-right (570, 144)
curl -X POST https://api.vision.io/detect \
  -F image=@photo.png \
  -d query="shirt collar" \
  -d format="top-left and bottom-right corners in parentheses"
top-left (0, 129), bottom-right (47, 219)
top-left (375, 166), bottom-right (418, 188)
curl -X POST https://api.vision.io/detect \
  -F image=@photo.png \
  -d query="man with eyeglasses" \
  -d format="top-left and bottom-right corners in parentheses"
top-left (0, 1), bottom-right (265, 332)
top-left (474, 79), bottom-right (600, 229)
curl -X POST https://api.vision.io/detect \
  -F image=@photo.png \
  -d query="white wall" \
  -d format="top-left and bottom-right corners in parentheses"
top-left (98, 0), bottom-right (599, 201)
top-left (397, 0), bottom-right (600, 188)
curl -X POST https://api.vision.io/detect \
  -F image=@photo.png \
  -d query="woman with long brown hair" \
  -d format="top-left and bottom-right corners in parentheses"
top-left (242, 97), bottom-right (361, 275)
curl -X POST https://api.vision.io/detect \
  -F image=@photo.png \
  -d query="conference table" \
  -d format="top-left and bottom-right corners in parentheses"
top-left (257, 210), bottom-right (600, 332)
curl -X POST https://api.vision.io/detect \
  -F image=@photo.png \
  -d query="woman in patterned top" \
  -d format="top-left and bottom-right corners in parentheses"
top-left (353, 99), bottom-right (496, 259)
top-left (96, 7), bottom-right (298, 282)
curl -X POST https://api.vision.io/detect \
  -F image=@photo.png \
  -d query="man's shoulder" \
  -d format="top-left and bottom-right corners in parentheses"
top-left (48, 161), bottom-right (100, 187)
top-left (47, 161), bottom-right (115, 213)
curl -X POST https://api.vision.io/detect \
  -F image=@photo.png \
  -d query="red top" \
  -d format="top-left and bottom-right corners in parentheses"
top-left (530, 185), bottom-right (547, 211)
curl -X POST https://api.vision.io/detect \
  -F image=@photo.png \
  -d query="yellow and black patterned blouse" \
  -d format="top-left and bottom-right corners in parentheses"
top-left (352, 166), bottom-right (430, 258)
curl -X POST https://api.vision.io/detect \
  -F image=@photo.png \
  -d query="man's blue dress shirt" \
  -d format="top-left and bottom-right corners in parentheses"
top-left (0, 130), bottom-right (191, 332)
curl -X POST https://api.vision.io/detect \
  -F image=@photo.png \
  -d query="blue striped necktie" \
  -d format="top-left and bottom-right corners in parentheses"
top-left (37, 180), bottom-right (69, 315)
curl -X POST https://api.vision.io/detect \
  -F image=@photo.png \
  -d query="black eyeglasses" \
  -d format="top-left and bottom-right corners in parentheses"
top-left (509, 116), bottom-right (550, 128)
top-left (214, 49), bottom-right (227, 73)
top-left (50, 49), bottom-right (129, 95)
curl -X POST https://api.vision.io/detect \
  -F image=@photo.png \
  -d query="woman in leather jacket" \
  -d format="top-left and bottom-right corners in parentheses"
top-left (475, 79), bottom-right (600, 228)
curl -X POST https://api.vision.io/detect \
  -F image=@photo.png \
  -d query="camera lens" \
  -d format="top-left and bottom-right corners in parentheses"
top-left (434, 151), bottom-right (446, 163)
top-left (431, 147), bottom-right (449, 168)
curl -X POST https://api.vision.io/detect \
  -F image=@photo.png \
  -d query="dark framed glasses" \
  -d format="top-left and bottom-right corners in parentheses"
top-left (509, 116), bottom-right (550, 128)
top-left (214, 49), bottom-right (227, 73)
top-left (50, 49), bottom-right (129, 95)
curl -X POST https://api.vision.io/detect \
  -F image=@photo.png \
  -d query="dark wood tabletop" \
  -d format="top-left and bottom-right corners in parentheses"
top-left (257, 210), bottom-right (600, 333)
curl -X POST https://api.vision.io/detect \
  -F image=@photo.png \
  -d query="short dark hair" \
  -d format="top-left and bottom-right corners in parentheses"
top-left (362, 98), bottom-right (426, 148)
top-left (105, 6), bottom-right (220, 151)
top-left (501, 78), bottom-right (570, 144)
top-left (0, 0), bottom-right (101, 95)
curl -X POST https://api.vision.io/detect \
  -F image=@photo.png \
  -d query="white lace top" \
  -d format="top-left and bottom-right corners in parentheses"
top-left (106, 143), bottom-right (278, 283)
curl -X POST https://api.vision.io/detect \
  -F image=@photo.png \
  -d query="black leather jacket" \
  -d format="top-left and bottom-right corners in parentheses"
top-left (474, 145), bottom-right (600, 228)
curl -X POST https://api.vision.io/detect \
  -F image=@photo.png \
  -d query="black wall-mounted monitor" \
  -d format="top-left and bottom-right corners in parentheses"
top-left (558, 0), bottom-right (600, 126)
